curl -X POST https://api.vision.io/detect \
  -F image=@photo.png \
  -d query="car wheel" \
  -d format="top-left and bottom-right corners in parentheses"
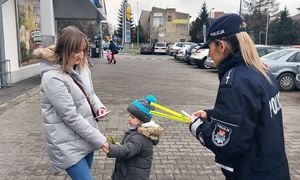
top-left (200, 57), bottom-right (209, 69)
top-left (278, 73), bottom-right (295, 91)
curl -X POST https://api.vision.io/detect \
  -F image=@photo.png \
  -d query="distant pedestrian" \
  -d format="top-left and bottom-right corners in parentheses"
top-left (189, 14), bottom-right (290, 180)
top-left (102, 95), bottom-right (164, 180)
top-left (33, 26), bottom-right (109, 180)
top-left (108, 40), bottom-right (118, 64)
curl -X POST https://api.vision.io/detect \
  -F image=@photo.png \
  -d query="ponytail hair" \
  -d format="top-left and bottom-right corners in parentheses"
top-left (236, 32), bottom-right (271, 83)
top-left (220, 31), bottom-right (272, 83)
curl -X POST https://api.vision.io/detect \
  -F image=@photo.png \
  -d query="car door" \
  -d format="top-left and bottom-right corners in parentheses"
top-left (287, 52), bottom-right (300, 73)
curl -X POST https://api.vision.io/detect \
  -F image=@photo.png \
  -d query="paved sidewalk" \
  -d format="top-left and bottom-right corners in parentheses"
top-left (0, 75), bottom-right (40, 114)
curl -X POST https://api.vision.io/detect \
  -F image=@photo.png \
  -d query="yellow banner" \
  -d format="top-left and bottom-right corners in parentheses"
top-left (126, 3), bottom-right (131, 21)
top-left (172, 19), bottom-right (189, 24)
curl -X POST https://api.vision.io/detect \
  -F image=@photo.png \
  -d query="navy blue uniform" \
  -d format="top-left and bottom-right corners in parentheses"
top-left (190, 54), bottom-right (290, 180)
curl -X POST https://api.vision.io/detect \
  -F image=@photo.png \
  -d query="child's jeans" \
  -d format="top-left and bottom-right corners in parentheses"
top-left (66, 152), bottom-right (94, 180)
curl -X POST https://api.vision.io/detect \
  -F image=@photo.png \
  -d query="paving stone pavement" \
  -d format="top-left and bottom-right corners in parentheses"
top-left (0, 54), bottom-right (299, 180)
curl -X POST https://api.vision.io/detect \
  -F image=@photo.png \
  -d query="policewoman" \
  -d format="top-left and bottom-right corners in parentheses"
top-left (189, 14), bottom-right (290, 180)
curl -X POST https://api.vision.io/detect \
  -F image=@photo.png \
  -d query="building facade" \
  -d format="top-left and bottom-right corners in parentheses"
top-left (140, 7), bottom-right (190, 43)
top-left (0, 0), bottom-right (106, 88)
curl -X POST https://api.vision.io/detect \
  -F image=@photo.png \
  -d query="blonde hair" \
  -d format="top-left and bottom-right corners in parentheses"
top-left (236, 32), bottom-right (271, 82)
top-left (219, 31), bottom-right (272, 83)
top-left (55, 26), bottom-right (88, 73)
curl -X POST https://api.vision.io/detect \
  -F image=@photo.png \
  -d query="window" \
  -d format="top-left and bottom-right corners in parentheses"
top-left (295, 53), bottom-right (300, 62)
top-left (153, 17), bottom-right (163, 28)
top-left (168, 15), bottom-right (172, 22)
top-left (263, 49), bottom-right (293, 60)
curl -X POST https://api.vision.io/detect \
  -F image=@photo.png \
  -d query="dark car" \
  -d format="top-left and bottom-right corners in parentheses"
top-left (185, 43), bottom-right (201, 64)
top-left (140, 43), bottom-right (153, 54)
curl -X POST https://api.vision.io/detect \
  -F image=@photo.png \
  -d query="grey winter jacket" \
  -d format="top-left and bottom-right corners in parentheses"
top-left (108, 126), bottom-right (163, 180)
top-left (36, 47), bottom-right (107, 174)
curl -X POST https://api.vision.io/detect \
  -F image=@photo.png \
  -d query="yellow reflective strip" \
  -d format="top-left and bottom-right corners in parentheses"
top-left (150, 110), bottom-right (190, 123)
top-left (151, 102), bottom-right (183, 118)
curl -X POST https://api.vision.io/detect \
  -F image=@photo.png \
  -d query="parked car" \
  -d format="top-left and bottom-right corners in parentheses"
top-left (103, 42), bottom-right (123, 51)
top-left (103, 42), bottom-right (109, 50)
top-left (116, 44), bottom-right (123, 50)
top-left (255, 45), bottom-right (281, 57)
top-left (261, 48), bottom-right (300, 91)
top-left (291, 45), bottom-right (300, 49)
top-left (166, 43), bottom-right (174, 55)
top-left (185, 44), bottom-right (200, 64)
top-left (202, 44), bottom-right (281, 69)
top-left (169, 42), bottom-right (183, 56)
top-left (204, 56), bottom-right (217, 69)
top-left (140, 43), bottom-right (153, 54)
top-left (296, 66), bottom-right (300, 89)
top-left (154, 42), bottom-right (167, 54)
top-left (190, 47), bottom-right (209, 68)
top-left (176, 43), bottom-right (197, 61)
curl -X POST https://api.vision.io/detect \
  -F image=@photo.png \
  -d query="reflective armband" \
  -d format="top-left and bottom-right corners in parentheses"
top-left (189, 118), bottom-right (203, 135)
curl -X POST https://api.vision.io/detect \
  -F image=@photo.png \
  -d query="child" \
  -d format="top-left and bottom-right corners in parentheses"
top-left (106, 49), bottom-right (112, 64)
top-left (102, 95), bottom-right (163, 180)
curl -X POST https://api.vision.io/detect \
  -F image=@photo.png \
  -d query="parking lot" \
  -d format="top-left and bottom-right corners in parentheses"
top-left (0, 54), bottom-right (299, 179)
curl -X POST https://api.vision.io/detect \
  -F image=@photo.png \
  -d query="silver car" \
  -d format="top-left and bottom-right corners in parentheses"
top-left (204, 56), bottom-right (217, 68)
top-left (261, 48), bottom-right (300, 91)
top-left (296, 66), bottom-right (300, 89)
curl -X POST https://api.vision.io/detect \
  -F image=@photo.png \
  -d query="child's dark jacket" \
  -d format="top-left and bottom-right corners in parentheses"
top-left (108, 126), bottom-right (163, 180)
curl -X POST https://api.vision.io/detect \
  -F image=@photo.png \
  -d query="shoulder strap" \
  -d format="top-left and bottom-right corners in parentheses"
top-left (71, 76), bottom-right (98, 121)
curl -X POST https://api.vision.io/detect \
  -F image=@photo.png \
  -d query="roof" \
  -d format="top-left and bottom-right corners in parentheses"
top-left (53, 0), bottom-right (106, 20)
top-left (291, 14), bottom-right (300, 21)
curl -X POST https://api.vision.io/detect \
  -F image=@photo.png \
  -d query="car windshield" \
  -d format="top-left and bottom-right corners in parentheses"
top-left (155, 43), bottom-right (166, 47)
top-left (262, 49), bottom-right (294, 60)
top-left (142, 44), bottom-right (151, 48)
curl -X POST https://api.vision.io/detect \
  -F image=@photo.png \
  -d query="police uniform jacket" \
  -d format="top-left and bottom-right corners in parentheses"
top-left (190, 54), bottom-right (290, 180)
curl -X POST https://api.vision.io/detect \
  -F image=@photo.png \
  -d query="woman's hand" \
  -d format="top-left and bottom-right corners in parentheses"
top-left (192, 110), bottom-right (207, 120)
top-left (96, 108), bottom-right (107, 119)
top-left (101, 142), bottom-right (110, 154)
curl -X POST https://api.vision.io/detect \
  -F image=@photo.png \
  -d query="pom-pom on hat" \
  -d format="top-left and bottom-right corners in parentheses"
top-left (127, 95), bottom-right (157, 123)
top-left (201, 13), bottom-right (246, 48)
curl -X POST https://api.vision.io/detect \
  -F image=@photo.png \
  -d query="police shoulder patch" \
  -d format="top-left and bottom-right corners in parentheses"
top-left (212, 123), bottom-right (232, 147)
top-left (221, 68), bottom-right (236, 87)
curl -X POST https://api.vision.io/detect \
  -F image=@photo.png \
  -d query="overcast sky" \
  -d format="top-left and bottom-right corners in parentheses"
top-left (105, 0), bottom-right (300, 28)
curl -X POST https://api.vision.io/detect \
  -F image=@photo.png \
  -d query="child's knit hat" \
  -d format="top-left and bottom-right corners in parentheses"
top-left (127, 95), bottom-right (157, 123)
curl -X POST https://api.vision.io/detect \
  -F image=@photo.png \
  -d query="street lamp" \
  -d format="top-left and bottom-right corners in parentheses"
top-left (209, 8), bottom-right (215, 26)
top-left (239, 0), bottom-right (243, 16)
top-left (99, 20), bottom-right (109, 58)
top-left (259, 31), bottom-right (265, 45)
top-left (264, 0), bottom-right (270, 45)
top-left (136, 0), bottom-right (139, 48)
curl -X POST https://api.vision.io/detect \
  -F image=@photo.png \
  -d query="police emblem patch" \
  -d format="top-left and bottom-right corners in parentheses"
top-left (212, 123), bottom-right (232, 147)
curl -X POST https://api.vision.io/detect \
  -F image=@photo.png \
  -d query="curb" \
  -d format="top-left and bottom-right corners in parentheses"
top-left (0, 86), bottom-right (40, 114)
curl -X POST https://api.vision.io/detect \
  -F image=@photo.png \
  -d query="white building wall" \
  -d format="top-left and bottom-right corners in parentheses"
top-left (2, 0), bottom-right (39, 83)
top-left (40, 0), bottom-right (55, 46)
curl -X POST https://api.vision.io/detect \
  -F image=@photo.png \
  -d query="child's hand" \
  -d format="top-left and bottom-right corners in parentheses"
top-left (101, 142), bottom-right (110, 154)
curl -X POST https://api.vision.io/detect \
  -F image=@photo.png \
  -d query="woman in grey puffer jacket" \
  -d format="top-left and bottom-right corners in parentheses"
top-left (33, 26), bottom-right (109, 179)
